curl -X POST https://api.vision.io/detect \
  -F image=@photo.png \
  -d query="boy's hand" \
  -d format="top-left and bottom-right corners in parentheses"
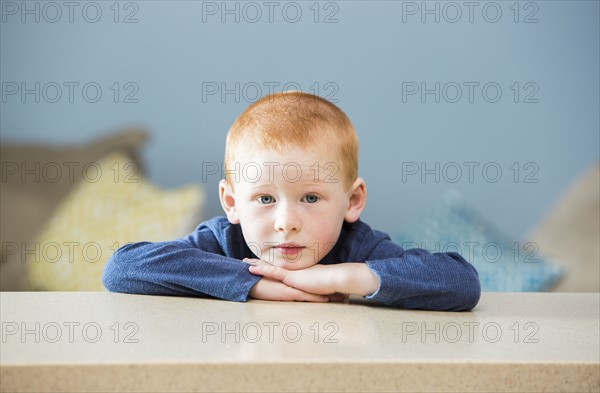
top-left (248, 276), bottom-right (331, 302)
top-left (248, 261), bottom-right (380, 297)
top-left (244, 258), bottom-right (348, 302)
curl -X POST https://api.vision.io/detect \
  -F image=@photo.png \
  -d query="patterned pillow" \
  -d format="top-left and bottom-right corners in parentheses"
top-left (393, 190), bottom-right (565, 291)
top-left (25, 152), bottom-right (204, 291)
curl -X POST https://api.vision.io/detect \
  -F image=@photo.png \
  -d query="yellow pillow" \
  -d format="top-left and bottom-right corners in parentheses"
top-left (25, 152), bottom-right (204, 291)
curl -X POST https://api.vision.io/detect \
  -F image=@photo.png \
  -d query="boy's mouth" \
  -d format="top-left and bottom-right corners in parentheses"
top-left (273, 243), bottom-right (305, 256)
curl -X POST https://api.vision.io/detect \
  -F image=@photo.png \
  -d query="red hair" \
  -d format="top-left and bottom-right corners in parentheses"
top-left (225, 91), bottom-right (358, 189)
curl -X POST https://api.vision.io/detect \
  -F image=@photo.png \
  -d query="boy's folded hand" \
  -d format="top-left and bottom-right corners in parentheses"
top-left (248, 262), bottom-right (379, 298)
top-left (244, 258), bottom-right (348, 302)
top-left (248, 276), bottom-right (330, 302)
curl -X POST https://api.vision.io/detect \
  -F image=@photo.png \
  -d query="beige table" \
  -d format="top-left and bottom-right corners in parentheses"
top-left (1, 292), bottom-right (598, 392)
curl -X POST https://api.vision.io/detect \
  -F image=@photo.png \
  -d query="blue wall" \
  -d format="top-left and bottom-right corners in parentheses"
top-left (1, 1), bottom-right (598, 240)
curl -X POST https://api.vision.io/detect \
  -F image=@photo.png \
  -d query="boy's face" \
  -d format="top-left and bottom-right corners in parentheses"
top-left (220, 145), bottom-right (365, 270)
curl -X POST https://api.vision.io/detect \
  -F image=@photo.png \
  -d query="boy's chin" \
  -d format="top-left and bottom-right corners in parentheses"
top-left (272, 258), bottom-right (318, 270)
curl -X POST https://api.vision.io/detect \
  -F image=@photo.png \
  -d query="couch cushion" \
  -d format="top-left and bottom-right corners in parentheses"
top-left (1, 129), bottom-right (147, 290)
top-left (23, 151), bottom-right (204, 291)
top-left (393, 190), bottom-right (566, 292)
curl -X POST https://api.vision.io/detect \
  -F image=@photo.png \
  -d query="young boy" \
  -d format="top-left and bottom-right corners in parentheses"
top-left (103, 92), bottom-right (481, 311)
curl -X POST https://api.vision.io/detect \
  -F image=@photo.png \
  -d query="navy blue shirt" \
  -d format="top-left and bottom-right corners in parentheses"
top-left (102, 216), bottom-right (481, 311)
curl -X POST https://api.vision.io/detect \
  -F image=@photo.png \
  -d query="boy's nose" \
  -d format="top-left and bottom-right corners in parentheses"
top-left (274, 205), bottom-right (301, 232)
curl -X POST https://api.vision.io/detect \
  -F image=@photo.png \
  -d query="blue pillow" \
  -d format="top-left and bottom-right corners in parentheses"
top-left (393, 190), bottom-right (566, 291)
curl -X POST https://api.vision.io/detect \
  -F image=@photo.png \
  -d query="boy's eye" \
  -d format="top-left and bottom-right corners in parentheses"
top-left (257, 195), bottom-right (275, 204)
top-left (303, 194), bottom-right (320, 203)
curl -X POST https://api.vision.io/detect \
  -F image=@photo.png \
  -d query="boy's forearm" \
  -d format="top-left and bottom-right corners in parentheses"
top-left (334, 263), bottom-right (380, 297)
top-left (364, 252), bottom-right (481, 311)
top-left (103, 241), bottom-right (261, 302)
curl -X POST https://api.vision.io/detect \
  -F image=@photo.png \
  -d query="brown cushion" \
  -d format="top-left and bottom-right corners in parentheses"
top-left (528, 164), bottom-right (600, 292)
top-left (1, 128), bottom-right (148, 290)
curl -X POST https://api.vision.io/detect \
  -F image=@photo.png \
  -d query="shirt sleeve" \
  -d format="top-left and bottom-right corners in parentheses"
top-left (101, 224), bottom-right (261, 302)
top-left (363, 239), bottom-right (481, 311)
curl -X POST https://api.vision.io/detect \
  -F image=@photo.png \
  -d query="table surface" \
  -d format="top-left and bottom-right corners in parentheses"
top-left (1, 292), bottom-right (599, 392)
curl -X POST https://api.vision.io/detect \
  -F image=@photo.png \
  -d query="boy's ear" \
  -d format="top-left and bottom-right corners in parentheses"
top-left (219, 179), bottom-right (240, 224)
top-left (344, 177), bottom-right (367, 223)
